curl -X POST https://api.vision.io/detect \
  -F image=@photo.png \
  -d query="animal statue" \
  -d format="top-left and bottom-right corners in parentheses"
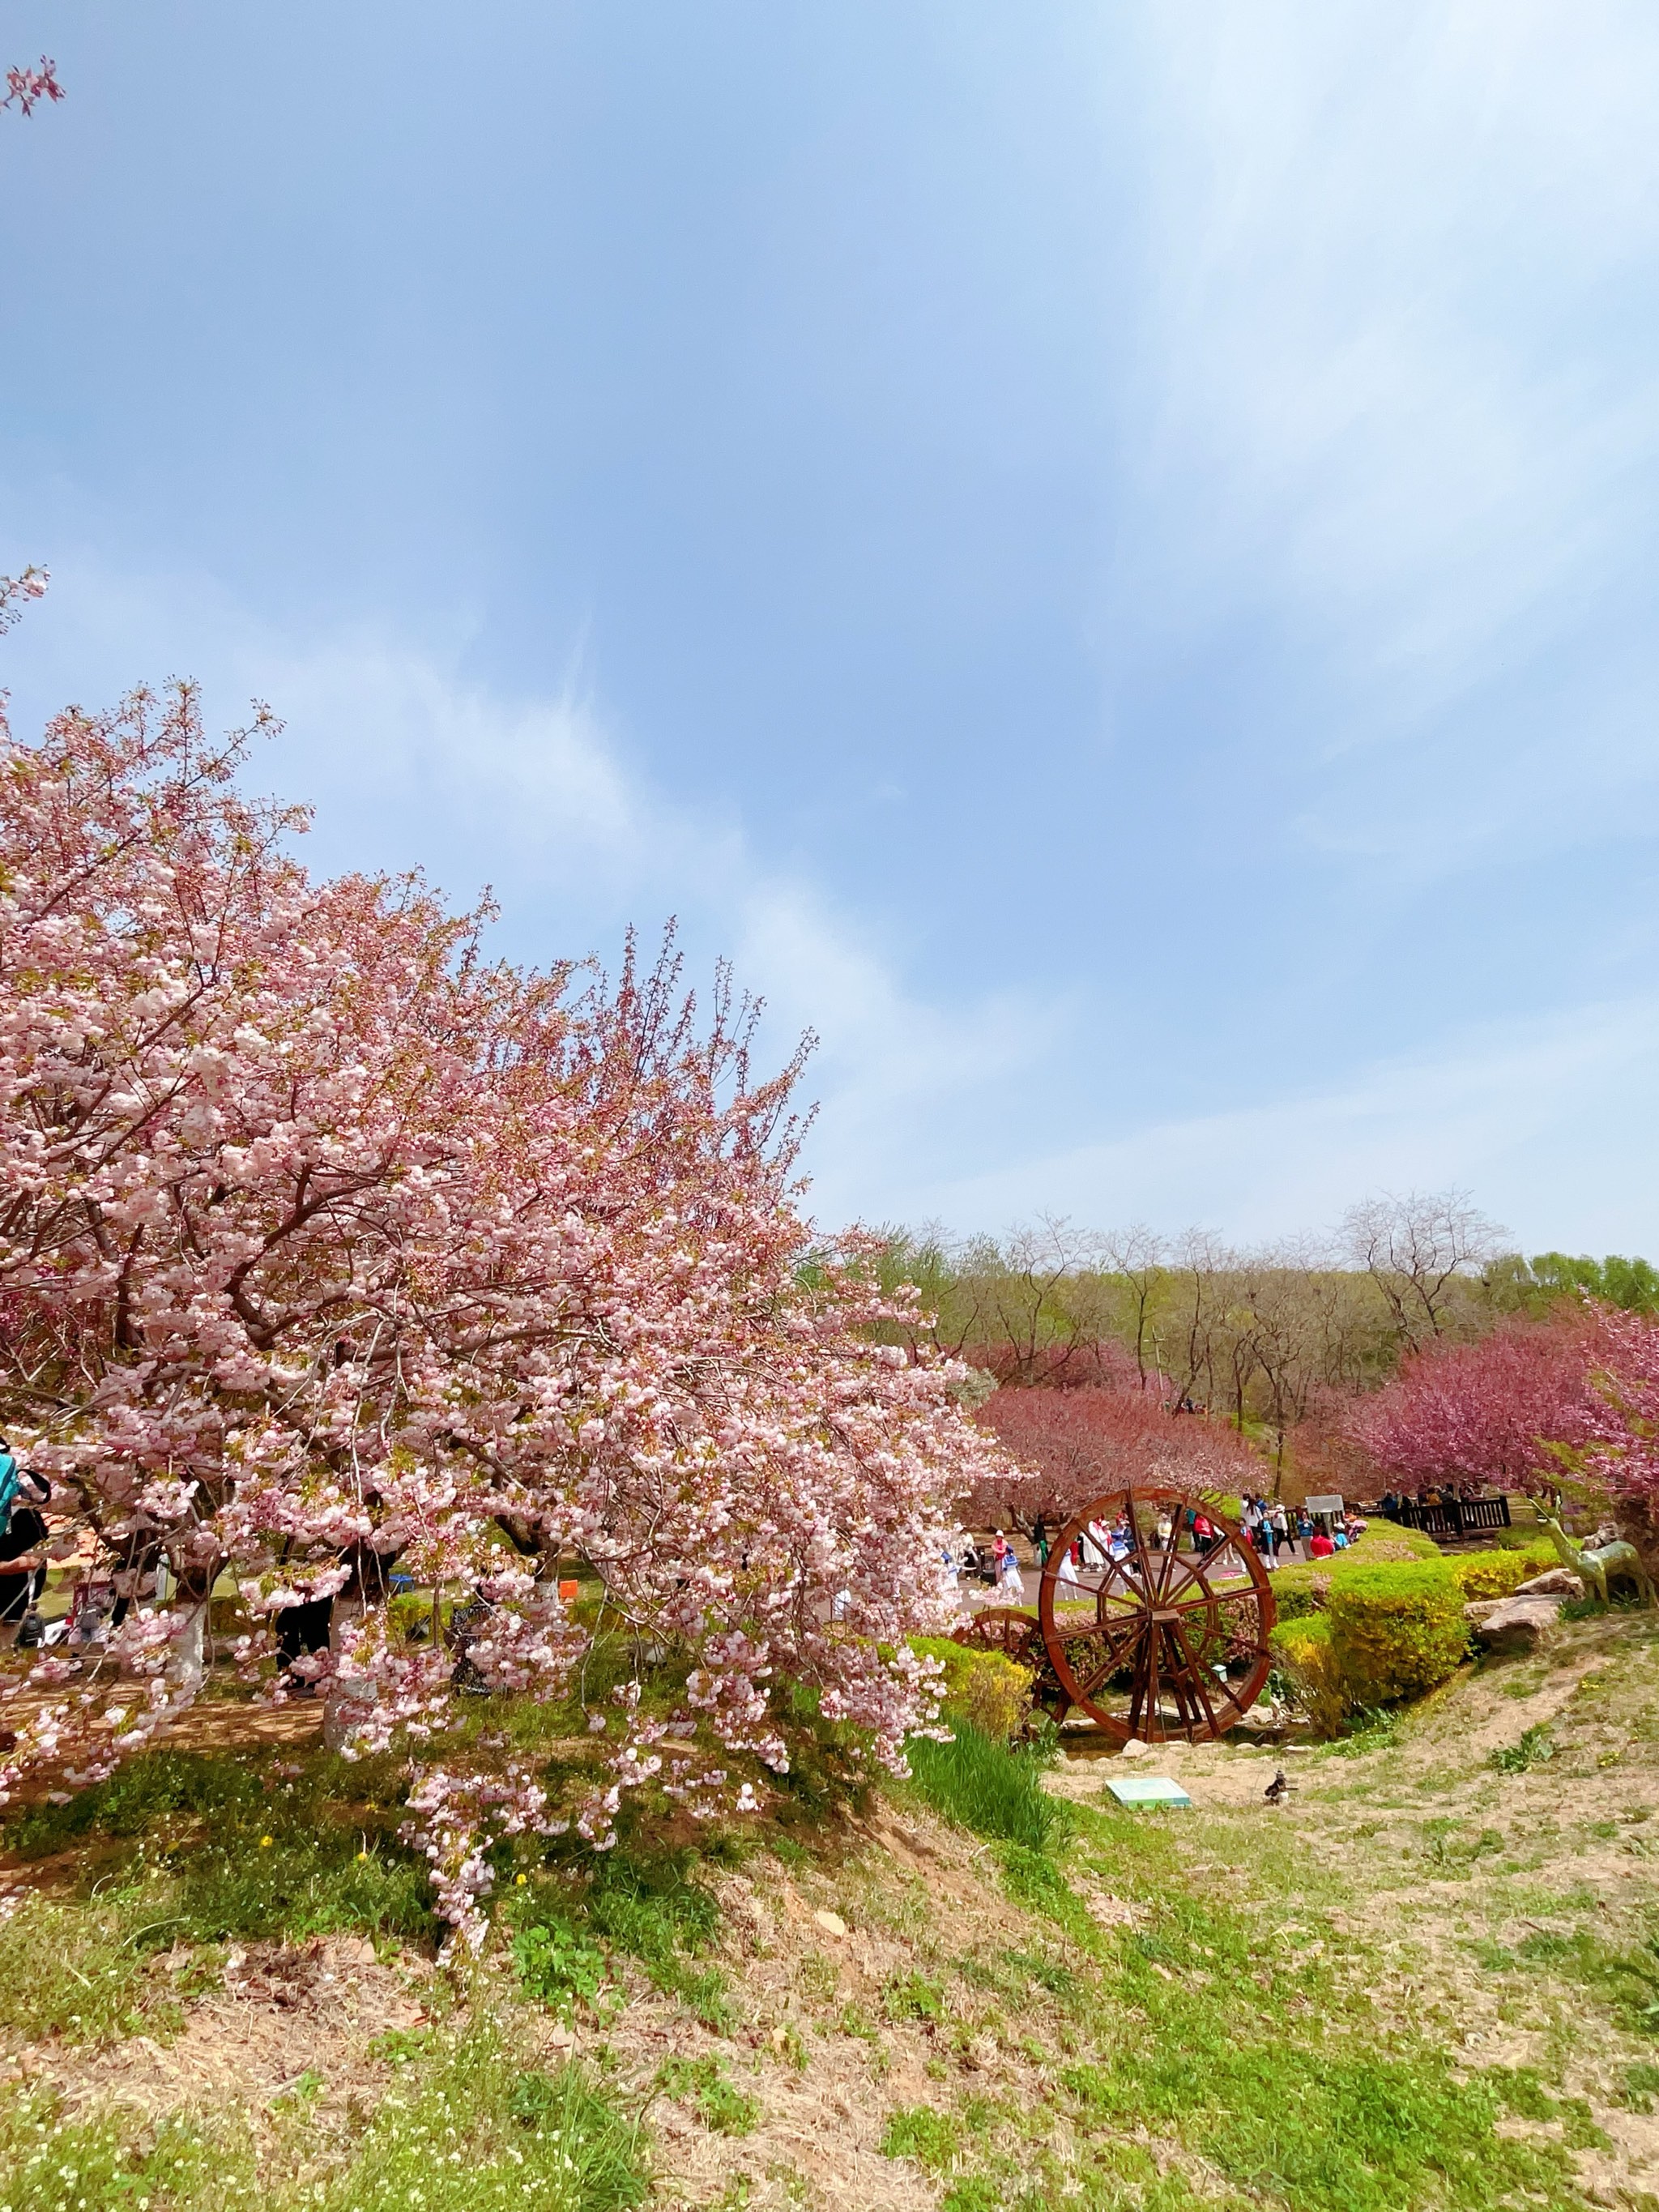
top-left (1540, 1515), bottom-right (1657, 1609)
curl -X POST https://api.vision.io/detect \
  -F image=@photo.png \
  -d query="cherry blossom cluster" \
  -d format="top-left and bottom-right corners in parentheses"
top-left (0, 683), bottom-right (1007, 1936)
top-left (1, 59), bottom-right (62, 118)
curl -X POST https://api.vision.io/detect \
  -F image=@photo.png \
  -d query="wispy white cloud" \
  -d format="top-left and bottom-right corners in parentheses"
top-left (9, 7), bottom-right (1659, 1256)
top-left (916, 993), bottom-right (1659, 1253)
top-left (1111, 1), bottom-right (1659, 872)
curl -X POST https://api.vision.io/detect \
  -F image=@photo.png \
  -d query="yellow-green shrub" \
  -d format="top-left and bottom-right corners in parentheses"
top-left (1325, 1563), bottom-right (1468, 1706)
top-left (1450, 1552), bottom-right (1526, 1600)
top-left (910, 1635), bottom-right (1034, 1743)
top-left (1449, 1538), bottom-right (1557, 1599)
top-left (1271, 1572), bottom-right (1332, 1622)
top-left (1268, 1615), bottom-right (1346, 1739)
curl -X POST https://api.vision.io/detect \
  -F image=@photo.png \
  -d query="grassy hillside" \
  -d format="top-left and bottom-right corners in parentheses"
top-left (2, 1603), bottom-right (1657, 2210)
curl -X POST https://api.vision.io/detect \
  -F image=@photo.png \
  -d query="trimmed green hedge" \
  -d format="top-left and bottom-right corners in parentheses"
top-left (1325, 1562), bottom-right (1468, 1706)
top-left (1272, 1519), bottom-right (1444, 1620)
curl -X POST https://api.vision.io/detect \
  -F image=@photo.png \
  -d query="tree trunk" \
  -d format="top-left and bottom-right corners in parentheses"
top-left (169, 1593), bottom-right (210, 1687)
top-left (324, 1589), bottom-right (369, 1752)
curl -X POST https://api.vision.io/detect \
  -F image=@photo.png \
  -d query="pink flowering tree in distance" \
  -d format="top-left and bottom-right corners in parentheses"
top-left (1576, 1309), bottom-right (1659, 1565)
top-left (0, 684), bottom-right (1003, 1945)
top-left (1346, 1317), bottom-right (1601, 1495)
top-left (970, 1384), bottom-right (1265, 1537)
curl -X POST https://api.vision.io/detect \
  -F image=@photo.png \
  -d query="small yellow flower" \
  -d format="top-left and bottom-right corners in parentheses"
top-left (356, 1850), bottom-right (370, 1863)
top-left (515, 1873), bottom-right (527, 1885)
top-left (258, 1835), bottom-right (274, 1848)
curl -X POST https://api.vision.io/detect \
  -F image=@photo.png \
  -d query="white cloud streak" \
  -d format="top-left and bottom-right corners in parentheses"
top-left (917, 994), bottom-right (1659, 1253)
top-left (1111, 1), bottom-right (1659, 871)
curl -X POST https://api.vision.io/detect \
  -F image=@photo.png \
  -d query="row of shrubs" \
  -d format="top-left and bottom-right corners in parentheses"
top-left (1268, 1537), bottom-right (1559, 1733)
top-left (1267, 1518), bottom-right (1542, 1619)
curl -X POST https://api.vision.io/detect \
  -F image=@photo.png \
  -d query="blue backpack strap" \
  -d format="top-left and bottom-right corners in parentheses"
top-left (0, 1455), bottom-right (19, 1532)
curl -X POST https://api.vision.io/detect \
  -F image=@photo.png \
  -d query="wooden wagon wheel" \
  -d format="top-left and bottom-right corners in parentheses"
top-left (1037, 1488), bottom-right (1276, 1744)
top-left (950, 1604), bottom-right (1073, 1722)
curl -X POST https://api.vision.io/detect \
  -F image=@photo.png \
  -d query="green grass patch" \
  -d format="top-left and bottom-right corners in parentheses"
top-left (576, 1847), bottom-right (730, 2030)
top-left (1038, 1803), bottom-right (1587, 2210)
top-left (3, 1748), bottom-right (436, 1954)
top-left (1493, 1724), bottom-right (1556, 1774)
top-left (883, 1970), bottom-right (946, 2023)
top-left (881, 2103), bottom-right (957, 2175)
top-left (326, 2026), bottom-right (647, 2212)
top-left (5, 1748), bottom-right (264, 1856)
top-left (0, 2083), bottom-right (237, 2212)
top-left (510, 1903), bottom-right (609, 2016)
top-left (0, 2022), bottom-right (648, 2212)
top-left (1516, 1924), bottom-right (1659, 2035)
top-left (655, 2055), bottom-right (757, 2137)
top-left (0, 1890), bottom-right (177, 2046)
top-left (904, 1723), bottom-right (1070, 1854)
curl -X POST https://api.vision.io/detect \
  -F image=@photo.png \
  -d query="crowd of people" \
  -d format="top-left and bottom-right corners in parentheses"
top-left (1377, 1483), bottom-right (1495, 1515)
top-left (954, 1493), bottom-right (1372, 1608)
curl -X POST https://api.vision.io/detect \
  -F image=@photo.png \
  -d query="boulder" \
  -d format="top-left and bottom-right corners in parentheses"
top-left (1514, 1566), bottom-right (1584, 1599)
top-left (1465, 1595), bottom-right (1563, 1653)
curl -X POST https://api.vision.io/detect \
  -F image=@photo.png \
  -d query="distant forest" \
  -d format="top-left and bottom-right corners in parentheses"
top-left (875, 1193), bottom-right (1657, 1476)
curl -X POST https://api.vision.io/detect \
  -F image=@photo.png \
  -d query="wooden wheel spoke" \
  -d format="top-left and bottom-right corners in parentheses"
top-left (1038, 1485), bottom-right (1277, 1744)
top-left (1167, 1616), bottom-right (1222, 1736)
top-left (1175, 1586), bottom-right (1260, 1618)
top-left (1156, 1554), bottom-right (1205, 1607)
top-left (1051, 1620), bottom-right (1141, 1655)
top-left (1152, 1539), bottom-right (1192, 1605)
top-left (1097, 1591), bottom-right (1148, 1625)
top-left (1054, 1619), bottom-right (1143, 1702)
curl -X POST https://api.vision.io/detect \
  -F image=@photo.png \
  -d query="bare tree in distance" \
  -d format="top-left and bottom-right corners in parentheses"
top-left (988, 1215), bottom-right (1103, 1386)
top-left (1341, 1189), bottom-right (1508, 1350)
top-left (1163, 1230), bottom-right (1238, 1411)
top-left (1101, 1223), bottom-right (1164, 1387)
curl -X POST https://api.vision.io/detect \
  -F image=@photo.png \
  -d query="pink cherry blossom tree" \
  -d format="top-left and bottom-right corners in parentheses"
top-left (1577, 1309), bottom-right (1659, 1558)
top-left (1346, 1317), bottom-right (1599, 1494)
top-left (0, 683), bottom-right (1003, 1945)
top-left (970, 1384), bottom-right (1265, 1535)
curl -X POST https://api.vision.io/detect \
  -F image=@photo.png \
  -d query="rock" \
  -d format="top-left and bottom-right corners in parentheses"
top-left (1514, 1567), bottom-right (1584, 1598)
top-left (1467, 1595), bottom-right (1563, 1653)
top-left (812, 1908), bottom-right (847, 1939)
top-left (1116, 1737), bottom-right (1153, 1760)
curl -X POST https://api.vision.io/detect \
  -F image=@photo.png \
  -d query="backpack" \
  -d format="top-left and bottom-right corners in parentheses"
top-left (0, 1453), bottom-right (19, 1537)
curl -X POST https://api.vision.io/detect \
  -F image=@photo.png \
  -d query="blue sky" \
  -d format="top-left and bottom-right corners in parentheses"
top-left (4, 2), bottom-right (1659, 1251)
